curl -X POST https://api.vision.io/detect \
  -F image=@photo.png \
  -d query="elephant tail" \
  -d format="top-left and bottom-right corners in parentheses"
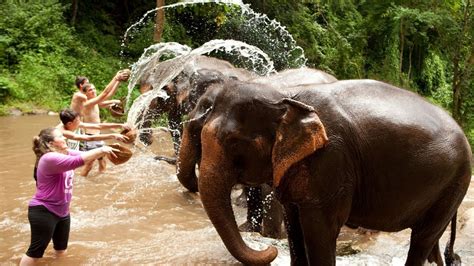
top-left (444, 211), bottom-right (461, 265)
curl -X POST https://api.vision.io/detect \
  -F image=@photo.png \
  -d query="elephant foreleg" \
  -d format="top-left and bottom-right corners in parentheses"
top-left (284, 203), bottom-right (308, 266)
top-left (168, 111), bottom-right (182, 156)
top-left (298, 205), bottom-right (341, 266)
top-left (261, 184), bottom-right (284, 239)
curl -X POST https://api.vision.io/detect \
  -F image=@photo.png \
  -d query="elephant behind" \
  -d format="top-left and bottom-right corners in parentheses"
top-left (186, 78), bottom-right (472, 265)
top-left (136, 55), bottom-right (257, 150)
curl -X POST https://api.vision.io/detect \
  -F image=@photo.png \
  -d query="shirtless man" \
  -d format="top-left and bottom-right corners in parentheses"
top-left (57, 108), bottom-right (130, 175)
top-left (70, 70), bottom-right (129, 116)
top-left (70, 70), bottom-right (130, 176)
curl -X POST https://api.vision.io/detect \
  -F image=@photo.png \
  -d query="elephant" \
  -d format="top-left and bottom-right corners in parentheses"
top-left (181, 78), bottom-right (472, 265)
top-left (176, 67), bottom-right (337, 191)
top-left (136, 55), bottom-right (257, 152)
top-left (176, 67), bottom-right (337, 238)
top-left (136, 55), bottom-right (291, 237)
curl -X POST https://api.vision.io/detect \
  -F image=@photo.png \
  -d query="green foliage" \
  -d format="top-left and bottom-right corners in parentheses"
top-left (0, 74), bottom-right (22, 104)
top-left (420, 51), bottom-right (449, 96)
top-left (0, 0), bottom-right (124, 113)
top-left (0, 0), bottom-right (74, 67)
top-left (0, 0), bottom-right (472, 149)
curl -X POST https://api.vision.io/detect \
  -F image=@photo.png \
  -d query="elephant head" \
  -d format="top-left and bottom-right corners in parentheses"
top-left (136, 55), bottom-right (256, 149)
top-left (191, 80), bottom-right (328, 264)
top-left (176, 67), bottom-right (337, 192)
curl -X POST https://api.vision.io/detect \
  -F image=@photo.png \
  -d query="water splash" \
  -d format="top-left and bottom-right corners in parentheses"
top-left (127, 42), bottom-right (192, 94)
top-left (120, 0), bottom-right (306, 68)
top-left (125, 39), bottom-right (275, 130)
top-left (120, 0), bottom-right (246, 56)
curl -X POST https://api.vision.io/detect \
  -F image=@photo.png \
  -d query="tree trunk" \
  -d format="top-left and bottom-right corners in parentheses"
top-left (451, 0), bottom-right (471, 125)
top-left (407, 45), bottom-right (413, 87)
top-left (71, 0), bottom-right (78, 26)
top-left (399, 18), bottom-right (404, 86)
top-left (154, 0), bottom-right (165, 43)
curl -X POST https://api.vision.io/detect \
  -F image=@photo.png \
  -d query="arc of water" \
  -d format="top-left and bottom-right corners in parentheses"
top-left (120, 0), bottom-right (306, 67)
top-left (126, 39), bottom-right (276, 131)
top-left (190, 39), bottom-right (276, 75)
top-left (120, 0), bottom-right (246, 56)
top-left (121, 0), bottom-right (309, 143)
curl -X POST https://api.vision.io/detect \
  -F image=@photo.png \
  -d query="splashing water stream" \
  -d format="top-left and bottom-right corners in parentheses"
top-left (125, 39), bottom-right (276, 133)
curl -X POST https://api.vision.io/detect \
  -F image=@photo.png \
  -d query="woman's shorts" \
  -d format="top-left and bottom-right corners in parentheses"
top-left (25, 205), bottom-right (70, 258)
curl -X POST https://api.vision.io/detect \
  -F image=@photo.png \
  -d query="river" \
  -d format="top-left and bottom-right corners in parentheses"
top-left (1, 114), bottom-right (473, 265)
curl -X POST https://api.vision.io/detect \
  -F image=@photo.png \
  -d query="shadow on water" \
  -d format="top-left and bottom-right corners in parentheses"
top-left (1, 115), bottom-right (473, 265)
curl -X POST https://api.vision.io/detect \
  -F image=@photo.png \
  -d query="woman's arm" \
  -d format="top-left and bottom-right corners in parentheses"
top-left (81, 146), bottom-right (118, 163)
top-left (40, 148), bottom-right (118, 174)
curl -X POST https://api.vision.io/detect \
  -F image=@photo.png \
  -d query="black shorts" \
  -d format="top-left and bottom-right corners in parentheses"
top-left (25, 205), bottom-right (70, 258)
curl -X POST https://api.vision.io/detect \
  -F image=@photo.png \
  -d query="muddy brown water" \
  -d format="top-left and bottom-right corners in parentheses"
top-left (1, 115), bottom-right (473, 265)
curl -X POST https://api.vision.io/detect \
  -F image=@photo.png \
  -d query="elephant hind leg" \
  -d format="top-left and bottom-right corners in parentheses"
top-left (406, 194), bottom-right (463, 265)
top-left (444, 212), bottom-right (462, 266)
top-left (406, 221), bottom-right (448, 265)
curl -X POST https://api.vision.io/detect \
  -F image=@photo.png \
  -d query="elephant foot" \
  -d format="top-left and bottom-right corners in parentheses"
top-left (238, 220), bottom-right (261, 233)
top-left (262, 227), bottom-right (285, 239)
top-left (154, 155), bottom-right (177, 165)
top-left (233, 188), bottom-right (248, 207)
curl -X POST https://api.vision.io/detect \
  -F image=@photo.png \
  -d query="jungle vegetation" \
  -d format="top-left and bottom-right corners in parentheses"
top-left (0, 0), bottom-right (472, 147)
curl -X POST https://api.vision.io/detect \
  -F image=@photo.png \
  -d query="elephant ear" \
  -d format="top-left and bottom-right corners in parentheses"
top-left (272, 98), bottom-right (328, 188)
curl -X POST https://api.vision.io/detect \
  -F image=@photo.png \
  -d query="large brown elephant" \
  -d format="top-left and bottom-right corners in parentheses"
top-left (181, 78), bottom-right (472, 265)
top-left (176, 67), bottom-right (337, 238)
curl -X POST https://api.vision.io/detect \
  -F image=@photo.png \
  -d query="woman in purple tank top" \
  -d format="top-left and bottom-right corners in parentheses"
top-left (20, 127), bottom-right (118, 266)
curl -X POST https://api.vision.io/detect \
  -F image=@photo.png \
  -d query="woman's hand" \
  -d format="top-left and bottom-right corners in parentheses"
top-left (112, 133), bottom-right (129, 142)
top-left (101, 146), bottom-right (119, 158)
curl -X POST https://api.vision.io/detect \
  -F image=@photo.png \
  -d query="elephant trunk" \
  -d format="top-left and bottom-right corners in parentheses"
top-left (199, 163), bottom-right (278, 264)
top-left (176, 125), bottom-right (199, 192)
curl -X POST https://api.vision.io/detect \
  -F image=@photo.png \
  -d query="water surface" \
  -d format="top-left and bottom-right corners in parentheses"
top-left (1, 115), bottom-right (473, 265)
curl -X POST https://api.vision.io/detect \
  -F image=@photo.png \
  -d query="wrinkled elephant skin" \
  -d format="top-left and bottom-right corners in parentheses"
top-left (176, 67), bottom-right (337, 192)
top-left (192, 79), bottom-right (472, 265)
top-left (176, 67), bottom-right (338, 237)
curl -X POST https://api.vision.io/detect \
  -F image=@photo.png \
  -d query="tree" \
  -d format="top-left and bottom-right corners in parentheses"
top-left (154, 0), bottom-right (165, 42)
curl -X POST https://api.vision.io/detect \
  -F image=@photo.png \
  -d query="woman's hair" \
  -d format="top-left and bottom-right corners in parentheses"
top-left (32, 127), bottom-right (56, 160)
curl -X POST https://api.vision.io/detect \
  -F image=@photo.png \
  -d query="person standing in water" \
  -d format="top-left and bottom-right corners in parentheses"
top-left (20, 127), bottom-right (118, 266)
top-left (57, 108), bottom-right (129, 152)
top-left (79, 81), bottom-right (127, 176)
top-left (71, 70), bottom-right (130, 176)
top-left (70, 70), bottom-right (129, 116)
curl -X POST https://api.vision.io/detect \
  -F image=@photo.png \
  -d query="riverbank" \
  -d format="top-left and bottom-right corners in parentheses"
top-left (6, 107), bottom-right (57, 116)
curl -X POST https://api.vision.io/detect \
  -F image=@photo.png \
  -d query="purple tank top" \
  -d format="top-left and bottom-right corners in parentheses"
top-left (29, 150), bottom-right (84, 217)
